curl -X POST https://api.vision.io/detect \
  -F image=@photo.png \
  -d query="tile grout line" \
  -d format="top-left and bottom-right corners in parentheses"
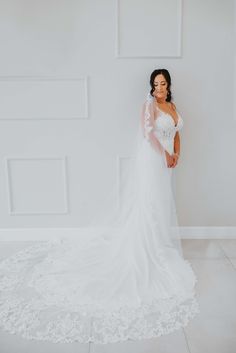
top-left (214, 239), bottom-right (230, 259)
top-left (182, 327), bottom-right (192, 353)
top-left (221, 253), bottom-right (236, 273)
top-left (216, 240), bottom-right (229, 258)
top-left (185, 257), bottom-right (228, 260)
top-left (184, 239), bottom-right (231, 261)
top-left (216, 241), bottom-right (236, 272)
top-left (182, 239), bottom-right (229, 353)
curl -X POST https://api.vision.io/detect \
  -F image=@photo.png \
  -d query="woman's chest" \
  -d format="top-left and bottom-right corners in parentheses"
top-left (154, 111), bottom-right (183, 136)
top-left (155, 107), bottom-right (179, 126)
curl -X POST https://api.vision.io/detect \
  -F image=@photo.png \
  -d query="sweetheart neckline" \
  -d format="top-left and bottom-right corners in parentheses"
top-left (155, 106), bottom-right (180, 126)
top-left (155, 108), bottom-right (180, 127)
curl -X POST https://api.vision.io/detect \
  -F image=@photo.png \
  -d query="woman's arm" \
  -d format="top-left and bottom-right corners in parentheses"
top-left (170, 131), bottom-right (180, 168)
top-left (170, 102), bottom-right (181, 157)
top-left (170, 102), bottom-right (181, 167)
top-left (174, 131), bottom-right (180, 156)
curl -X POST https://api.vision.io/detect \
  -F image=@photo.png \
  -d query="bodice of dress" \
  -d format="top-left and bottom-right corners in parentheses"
top-left (154, 107), bottom-right (184, 155)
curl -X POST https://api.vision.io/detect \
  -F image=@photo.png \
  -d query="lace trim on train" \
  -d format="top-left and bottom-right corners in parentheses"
top-left (0, 293), bottom-right (199, 344)
top-left (144, 99), bottom-right (154, 141)
top-left (0, 241), bottom-right (200, 344)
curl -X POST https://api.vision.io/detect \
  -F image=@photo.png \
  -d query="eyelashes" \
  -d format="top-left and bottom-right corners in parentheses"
top-left (154, 83), bottom-right (166, 87)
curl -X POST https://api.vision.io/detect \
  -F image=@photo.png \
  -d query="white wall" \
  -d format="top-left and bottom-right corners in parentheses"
top-left (0, 0), bottom-right (235, 232)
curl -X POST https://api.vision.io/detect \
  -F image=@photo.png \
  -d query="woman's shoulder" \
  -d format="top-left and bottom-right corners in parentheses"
top-left (169, 101), bottom-right (177, 110)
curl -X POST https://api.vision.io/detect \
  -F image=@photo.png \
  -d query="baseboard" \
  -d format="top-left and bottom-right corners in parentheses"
top-left (0, 227), bottom-right (235, 241)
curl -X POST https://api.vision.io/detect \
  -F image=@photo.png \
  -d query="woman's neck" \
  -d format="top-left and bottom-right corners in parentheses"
top-left (155, 97), bottom-right (167, 105)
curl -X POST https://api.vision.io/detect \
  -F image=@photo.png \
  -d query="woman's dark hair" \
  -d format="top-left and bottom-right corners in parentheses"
top-left (149, 69), bottom-right (172, 102)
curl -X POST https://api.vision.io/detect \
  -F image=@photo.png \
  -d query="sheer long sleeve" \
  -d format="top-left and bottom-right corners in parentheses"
top-left (140, 97), bottom-right (164, 155)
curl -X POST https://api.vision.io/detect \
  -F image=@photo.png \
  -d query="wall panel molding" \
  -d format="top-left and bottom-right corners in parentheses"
top-left (5, 156), bottom-right (69, 215)
top-left (0, 76), bottom-right (89, 120)
top-left (116, 0), bottom-right (183, 58)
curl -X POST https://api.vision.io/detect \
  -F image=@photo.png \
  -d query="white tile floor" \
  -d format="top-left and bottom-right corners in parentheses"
top-left (0, 239), bottom-right (236, 353)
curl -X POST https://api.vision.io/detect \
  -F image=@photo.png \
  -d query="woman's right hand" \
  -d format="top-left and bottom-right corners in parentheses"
top-left (165, 151), bottom-right (174, 168)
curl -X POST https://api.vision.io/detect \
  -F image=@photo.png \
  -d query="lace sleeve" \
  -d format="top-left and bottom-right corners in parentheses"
top-left (140, 96), bottom-right (164, 154)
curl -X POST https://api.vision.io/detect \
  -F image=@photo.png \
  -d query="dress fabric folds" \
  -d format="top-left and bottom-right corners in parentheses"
top-left (0, 95), bottom-right (199, 344)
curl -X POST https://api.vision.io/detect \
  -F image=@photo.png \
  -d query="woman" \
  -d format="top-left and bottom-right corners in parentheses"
top-left (0, 69), bottom-right (199, 344)
top-left (150, 69), bottom-right (181, 168)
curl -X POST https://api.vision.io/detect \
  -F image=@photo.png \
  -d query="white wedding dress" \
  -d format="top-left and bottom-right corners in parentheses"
top-left (0, 96), bottom-right (200, 344)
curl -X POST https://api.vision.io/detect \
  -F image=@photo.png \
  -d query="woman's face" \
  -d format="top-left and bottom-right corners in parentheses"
top-left (153, 74), bottom-right (168, 100)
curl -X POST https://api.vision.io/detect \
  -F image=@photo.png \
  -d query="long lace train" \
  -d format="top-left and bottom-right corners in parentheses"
top-left (0, 237), bottom-right (199, 344)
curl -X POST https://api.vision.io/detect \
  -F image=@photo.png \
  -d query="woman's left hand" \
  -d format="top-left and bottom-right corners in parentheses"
top-left (171, 153), bottom-right (179, 168)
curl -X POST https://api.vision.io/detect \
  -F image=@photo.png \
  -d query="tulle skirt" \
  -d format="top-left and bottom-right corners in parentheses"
top-left (0, 139), bottom-right (199, 344)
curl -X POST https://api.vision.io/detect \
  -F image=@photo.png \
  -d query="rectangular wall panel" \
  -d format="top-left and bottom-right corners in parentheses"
top-left (0, 77), bottom-right (88, 120)
top-left (5, 156), bottom-right (69, 214)
top-left (116, 0), bottom-right (182, 57)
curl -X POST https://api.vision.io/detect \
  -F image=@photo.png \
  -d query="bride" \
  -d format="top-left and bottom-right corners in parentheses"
top-left (0, 68), bottom-right (199, 344)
